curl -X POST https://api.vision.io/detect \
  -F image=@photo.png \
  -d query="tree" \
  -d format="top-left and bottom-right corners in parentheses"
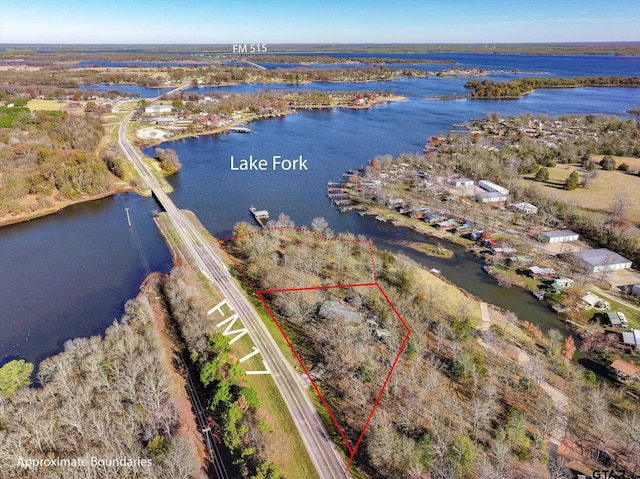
top-left (561, 336), bottom-right (576, 362)
top-left (581, 168), bottom-right (598, 188)
top-left (0, 359), bottom-right (33, 398)
top-left (600, 156), bottom-right (616, 170)
top-left (171, 99), bottom-right (184, 109)
top-left (310, 216), bottom-right (329, 233)
top-left (564, 171), bottom-right (580, 190)
top-left (535, 167), bottom-right (550, 182)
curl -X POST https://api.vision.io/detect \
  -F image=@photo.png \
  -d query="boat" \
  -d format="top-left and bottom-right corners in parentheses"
top-left (429, 268), bottom-right (441, 274)
top-left (374, 216), bottom-right (386, 222)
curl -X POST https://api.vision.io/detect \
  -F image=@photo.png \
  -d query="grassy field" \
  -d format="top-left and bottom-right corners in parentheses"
top-left (26, 99), bottom-right (68, 111)
top-left (521, 162), bottom-right (640, 222)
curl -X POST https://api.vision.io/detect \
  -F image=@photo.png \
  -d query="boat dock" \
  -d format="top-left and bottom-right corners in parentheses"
top-left (249, 206), bottom-right (269, 228)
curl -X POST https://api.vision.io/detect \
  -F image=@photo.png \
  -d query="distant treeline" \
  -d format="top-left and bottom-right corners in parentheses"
top-left (465, 76), bottom-right (640, 98)
top-left (0, 68), bottom-right (164, 88)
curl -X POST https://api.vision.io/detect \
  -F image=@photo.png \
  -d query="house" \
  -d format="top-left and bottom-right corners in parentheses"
top-left (493, 247), bottom-right (517, 255)
top-left (470, 231), bottom-right (484, 241)
top-left (145, 104), bottom-right (173, 114)
top-left (571, 248), bottom-right (633, 273)
top-left (155, 116), bottom-right (176, 125)
top-left (529, 266), bottom-right (557, 279)
top-left (621, 329), bottom-right (640, 350)
top-left (632, 284), bottom-right (640, 299)
top-left (318, 301), bottom-right (362, 324)
top-left (550, 277), bottom-right (574, 291)
top-left (582, 292), bottom-right (610, 310)
top-left (451, 178), bottom-right (474, 187)
top-left (436, 219), bottom-right (457, 230)
top-left (507, 255), bottom-right (535, 266)
top-left (386, 198), bottom-right (404, 208)
top-left (456, 222), bottom-right (472, 232)
top-left (512, 202), bottom-right (538, 214)
top-left (606, 311), bottom-right (629, 328)
top-left (425, 213), bottom-right (447, 224)
top-left (609, 359), bottom-right (640, 383)
top-left (538, 230), bottom-right (579, 243)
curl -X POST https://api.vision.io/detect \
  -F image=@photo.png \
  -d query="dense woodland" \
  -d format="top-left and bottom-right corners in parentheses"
top-left (221, 219), bottom-right (640, 479)
top-left (0, 101), bottom-right (124, 219)
top-left (0, 68), bottom-right (164, 89)
top-left (465, 76), bottom-right (640, 98)
top-left (0, 299), bottom-right (205, 479)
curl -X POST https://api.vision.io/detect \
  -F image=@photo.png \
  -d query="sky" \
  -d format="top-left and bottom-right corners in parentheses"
top-left (0, 0), bottom-right (639, 44)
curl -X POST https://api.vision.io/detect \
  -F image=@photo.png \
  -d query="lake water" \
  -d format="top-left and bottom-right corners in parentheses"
top-left (2, 53), bottom-right (640, 366)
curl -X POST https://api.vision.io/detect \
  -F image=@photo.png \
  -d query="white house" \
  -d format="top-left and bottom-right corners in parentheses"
top-left (475, 191), bottom-right (508, 203)
top-left (571, 248), bottom-right (633, 273)
top-left (512, 202), bottom-right (538, 214)
top-left (451, 178), bottom-right (474, 187)
top-left (539, 230), bottom-right (579, 243)
top-left (145, 104), bottom-right (173, 114)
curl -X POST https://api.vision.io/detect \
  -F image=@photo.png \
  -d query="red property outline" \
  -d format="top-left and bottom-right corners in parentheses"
top-left (218, 227), bottom-right (411, 473)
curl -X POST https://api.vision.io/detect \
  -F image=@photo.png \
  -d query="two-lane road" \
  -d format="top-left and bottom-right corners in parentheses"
top-left (118, 104), bottom-right (348, 478)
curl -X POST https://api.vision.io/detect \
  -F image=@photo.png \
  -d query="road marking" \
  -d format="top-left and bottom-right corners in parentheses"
top-left (239, 346), bottom-right (261, 363)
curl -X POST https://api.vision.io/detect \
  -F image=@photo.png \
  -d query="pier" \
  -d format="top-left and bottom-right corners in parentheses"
top-left (249, 206), bottom-right (269, 228)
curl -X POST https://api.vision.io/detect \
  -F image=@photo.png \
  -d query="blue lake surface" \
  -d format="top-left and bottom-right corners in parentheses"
top-left (2, 54), bottom-right (640, 366)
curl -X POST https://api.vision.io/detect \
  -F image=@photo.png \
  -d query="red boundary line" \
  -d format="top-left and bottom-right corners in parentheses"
top-left (217, 227), bottom-right (410, 473)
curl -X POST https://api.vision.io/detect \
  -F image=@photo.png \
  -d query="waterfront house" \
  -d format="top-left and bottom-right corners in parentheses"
top-left (493, 247), bottom-right (517, 256)
top-left (550, 277), bottom-right (574, 291)
top-left (507, 255), bottom-right (535, 266)
top-left (582, 292), bottom-right (610, 310)
top-left (436, 219), bottom-right (457, 230)
top-left (529, 266), bottom-right (557, 279)
top-left (538, 230), bottom-right (579, 243)
top-left (606, 312), bottom-right (629, 328)
top-left (470, 230), bottom-right (484, 241)
top-left (609, 359), bottom-right (640, 383)
top-left (571, 248), bottom-right (633, 273)
top-left (621, 329), bottom-right (640, 350)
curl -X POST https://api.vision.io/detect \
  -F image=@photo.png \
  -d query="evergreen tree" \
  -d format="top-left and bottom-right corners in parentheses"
top-left (565, 171), bottom-right (580, 190)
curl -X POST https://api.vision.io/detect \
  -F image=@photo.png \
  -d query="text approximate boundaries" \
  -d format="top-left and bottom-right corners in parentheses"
top-left (218, 226), bottom-right (410, 473)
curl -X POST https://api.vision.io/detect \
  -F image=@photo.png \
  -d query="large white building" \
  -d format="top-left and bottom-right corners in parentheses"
top-left (539, 229), bottom-right (579, 243)
top-left (571, 248), bottom-right (633, 273)
top-left (475, 180), bottom-right (509, 203)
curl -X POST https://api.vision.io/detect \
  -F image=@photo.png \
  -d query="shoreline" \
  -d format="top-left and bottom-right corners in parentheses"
top-left (137, 95), bottom-right (406, 146)
top-left (0, 184), bottom-right (137, 227)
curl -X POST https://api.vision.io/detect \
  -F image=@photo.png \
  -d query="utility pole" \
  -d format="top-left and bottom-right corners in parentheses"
top-left (125, 207), bottom-right (131, 227)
